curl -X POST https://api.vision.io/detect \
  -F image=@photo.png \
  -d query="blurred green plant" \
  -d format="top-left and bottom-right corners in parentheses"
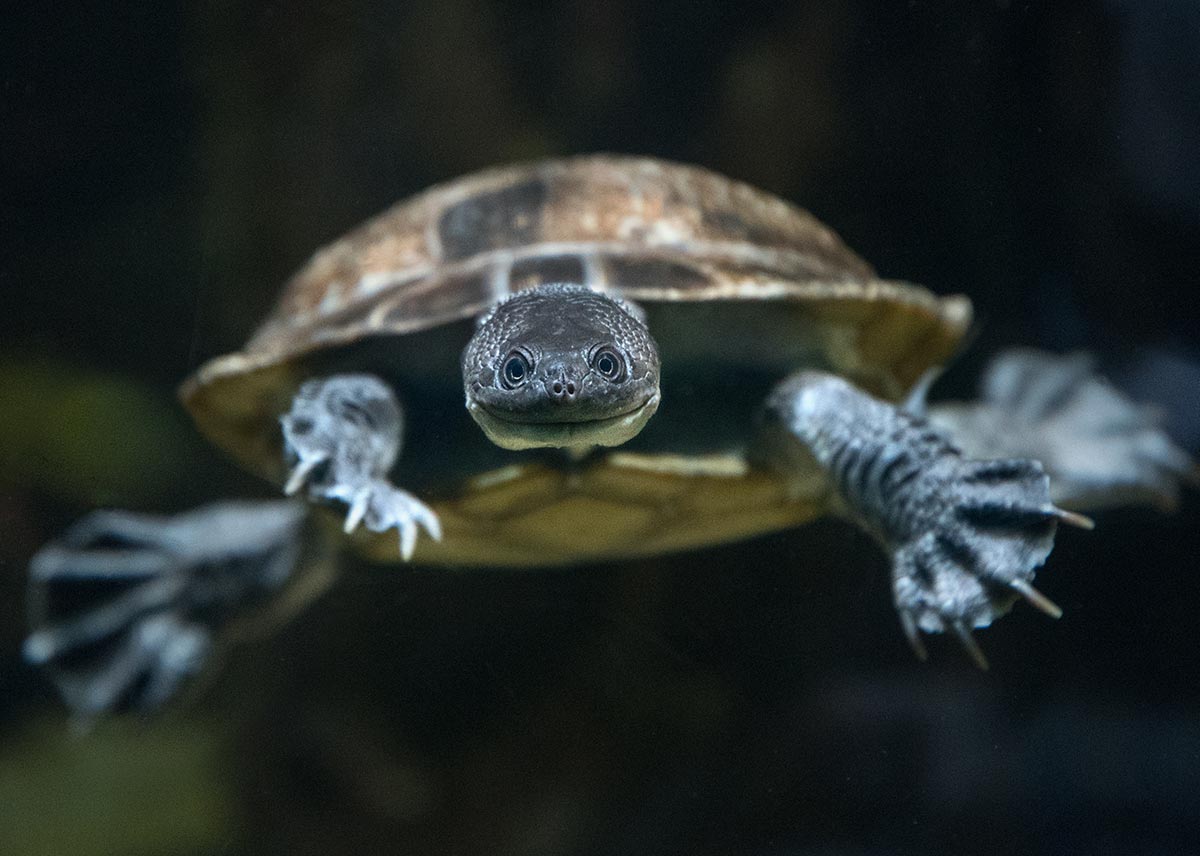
top-left (0, 716), bottom-right (233, 856)
top-left (0, 354), bottom-right (203, 507)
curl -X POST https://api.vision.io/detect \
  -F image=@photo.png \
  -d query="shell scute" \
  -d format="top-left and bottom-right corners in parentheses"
top-left (436, 176), bottom-right (548, 261)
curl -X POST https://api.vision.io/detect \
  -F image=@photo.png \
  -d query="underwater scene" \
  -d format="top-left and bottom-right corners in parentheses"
top-left (3, 2), bottom-right (1200, 854)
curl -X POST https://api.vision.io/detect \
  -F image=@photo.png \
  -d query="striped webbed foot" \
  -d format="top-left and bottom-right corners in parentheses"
top-left (885, 456), bottom-right (1089, 668)
top-left (763, 372), bottom-right (1090, 668)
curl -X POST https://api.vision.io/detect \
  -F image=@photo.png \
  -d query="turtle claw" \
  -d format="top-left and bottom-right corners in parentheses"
top-left (343, 488), bottom-right (371, 534)
top-left (952, 621), bottom-right (989, 671)
top-left (1045, 506), bottom-right (1095, 530)
top-left (1010, 578), bottom-right (1063, 619)
top-left (333, 478), bottom-right (441, 561)
top-left (898, 611), bottom-right (928, 662)
top-left (370, 483), bottom-right (442, 562)
top-left (285, 455), bottom-right (326, 496)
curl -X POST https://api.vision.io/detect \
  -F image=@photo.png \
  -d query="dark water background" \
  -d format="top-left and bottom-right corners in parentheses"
top-left (3, 2), bottom-right (1199, 854)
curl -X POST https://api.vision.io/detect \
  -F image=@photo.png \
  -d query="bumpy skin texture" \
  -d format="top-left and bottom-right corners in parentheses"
top-left (764, 371), bottom-right (1078, 665)
top-left (462, 284), bottom-right (661, 449)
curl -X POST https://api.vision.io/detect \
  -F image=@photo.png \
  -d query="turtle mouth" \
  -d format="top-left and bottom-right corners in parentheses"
top-left (470, 394), bottom-right (661, 450)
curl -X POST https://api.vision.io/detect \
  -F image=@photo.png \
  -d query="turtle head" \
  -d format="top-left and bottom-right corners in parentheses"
top-left (462, 284), bottom-right (661, 450)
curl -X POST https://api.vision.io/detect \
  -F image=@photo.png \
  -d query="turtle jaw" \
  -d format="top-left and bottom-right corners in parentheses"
top-left (469, 393), bottom-right (660, 451)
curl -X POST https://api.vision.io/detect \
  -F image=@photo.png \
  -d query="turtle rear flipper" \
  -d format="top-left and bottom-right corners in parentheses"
top-left (25, 501), bottom-right (308, 720)
top-left (930, 348), bottom-right (1199, 512)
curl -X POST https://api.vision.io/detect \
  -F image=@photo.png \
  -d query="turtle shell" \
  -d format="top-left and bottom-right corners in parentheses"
top-left (181, 155), bottom-right (970, 566)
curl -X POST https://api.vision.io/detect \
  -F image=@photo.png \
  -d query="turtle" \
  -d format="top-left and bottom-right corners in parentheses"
top-left (24, 155), bottom-right (1195, 718)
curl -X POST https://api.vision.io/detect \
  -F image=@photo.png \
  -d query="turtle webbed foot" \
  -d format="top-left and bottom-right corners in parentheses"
top-left (24, 501), bottom-right (305, 719)
top-left (281, 374), bottom-right (441, 559)
top-left (764, 372), bottom-right (1083, 667)
top-left (930, 348), bottom-right (1198, 512)
top-left (889, 458), bottom-right (1087, 668)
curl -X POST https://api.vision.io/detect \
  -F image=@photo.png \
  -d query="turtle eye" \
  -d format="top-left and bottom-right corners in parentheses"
top-left (592, 346), bottom-right (626, 382)
top-left (501, 351), bottom-right (532, 388)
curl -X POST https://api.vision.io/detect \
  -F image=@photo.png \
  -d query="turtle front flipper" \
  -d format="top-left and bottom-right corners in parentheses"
top-left (760, 372), bottom-right (1088, 667)
top-left (927, 348), bottom-right (1198, 512)
top-left (281, 374), bottom-right (441, 559)
top-left (24, 501), bottom-right (309, 719)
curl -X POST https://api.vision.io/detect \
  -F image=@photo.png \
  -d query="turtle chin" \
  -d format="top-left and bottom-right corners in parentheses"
top-left (469, 394), bottom-right (660, 451)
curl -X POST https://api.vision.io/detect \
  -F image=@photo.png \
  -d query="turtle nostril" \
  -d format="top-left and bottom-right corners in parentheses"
top-left (547, 377), bottom-right (577, 401)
